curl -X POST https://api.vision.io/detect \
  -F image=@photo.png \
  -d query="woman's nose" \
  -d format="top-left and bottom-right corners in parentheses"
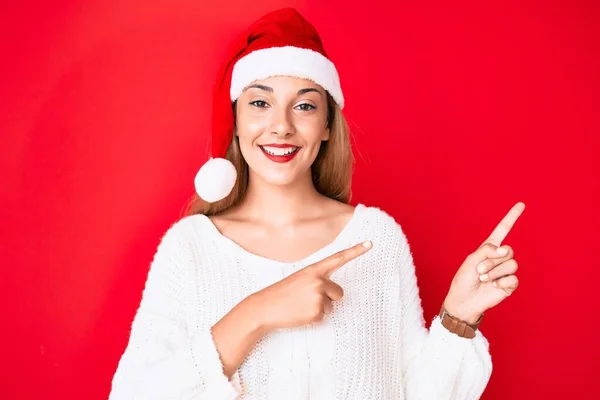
top-left (269, 108), bottom-right (295, 137)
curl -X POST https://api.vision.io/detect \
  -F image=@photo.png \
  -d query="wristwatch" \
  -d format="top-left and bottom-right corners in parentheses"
top-left (438, 304), bottom-right (484, 339)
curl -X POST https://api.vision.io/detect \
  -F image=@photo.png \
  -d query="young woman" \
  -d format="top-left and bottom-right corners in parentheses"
top-left (109, 8), bottom-right (524, 400)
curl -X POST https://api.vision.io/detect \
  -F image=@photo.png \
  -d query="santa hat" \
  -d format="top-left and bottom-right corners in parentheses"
top-left (194, 7), bottom-right (345, 203)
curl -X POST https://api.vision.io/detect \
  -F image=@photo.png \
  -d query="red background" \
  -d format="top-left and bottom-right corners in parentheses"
top-left (2, 1), bottom-right (598, 399)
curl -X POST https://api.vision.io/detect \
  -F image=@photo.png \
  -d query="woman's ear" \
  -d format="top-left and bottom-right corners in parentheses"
top-left (322, 126), bottom-right (330, 141)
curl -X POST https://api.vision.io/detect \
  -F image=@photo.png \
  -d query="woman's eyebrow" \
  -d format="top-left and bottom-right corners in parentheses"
top-left (297, 88), bottom-right (323, 96)
top-left (245, 84), bottom-right (273, 92)
top-left (244, 84), bottom-right (323, 96)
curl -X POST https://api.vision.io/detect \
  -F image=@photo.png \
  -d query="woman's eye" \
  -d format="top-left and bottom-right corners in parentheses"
top-left (250, 100), bottom-right (268, 108)
top-left (296, 103), bottom-right (316, 111)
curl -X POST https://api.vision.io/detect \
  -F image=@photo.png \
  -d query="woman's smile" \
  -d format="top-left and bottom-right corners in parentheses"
top-left (259, 143), bottom-right (302, 163)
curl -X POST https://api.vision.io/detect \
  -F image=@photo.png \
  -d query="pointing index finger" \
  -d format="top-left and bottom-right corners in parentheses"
top-left (483, 202), bottom-right (526, 247)
top-left (318, 240), bottom-right (373, 277)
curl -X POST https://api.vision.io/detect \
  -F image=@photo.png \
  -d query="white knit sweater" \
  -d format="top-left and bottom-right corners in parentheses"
top-left (109, 204), bottom-right (492, 399)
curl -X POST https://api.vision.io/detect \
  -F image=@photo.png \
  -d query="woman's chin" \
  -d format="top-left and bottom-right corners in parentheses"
top-left (247, 159), bottom-right (314, 188)
top-left (262, 175), bottom-right (298, 187)
top-left (251, 170), bottom-right (305, 188)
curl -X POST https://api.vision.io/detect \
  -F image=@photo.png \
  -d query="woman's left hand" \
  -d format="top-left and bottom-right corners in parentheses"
top-left (443, 202), bottom-right (526, 324)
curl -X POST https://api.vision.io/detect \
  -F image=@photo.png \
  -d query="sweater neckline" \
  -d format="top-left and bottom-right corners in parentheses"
top-left (198, 203), bottom-right (366, 267)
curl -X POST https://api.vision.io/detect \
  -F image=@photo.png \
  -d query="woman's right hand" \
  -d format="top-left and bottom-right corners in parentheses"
top-left (245, 240), bottom-right (373, 332)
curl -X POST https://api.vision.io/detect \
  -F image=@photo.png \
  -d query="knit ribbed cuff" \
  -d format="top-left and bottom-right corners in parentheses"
top-left (190, 329), bottom-right (241, 399)
top-left (429, 315), bottom-right (486, 358)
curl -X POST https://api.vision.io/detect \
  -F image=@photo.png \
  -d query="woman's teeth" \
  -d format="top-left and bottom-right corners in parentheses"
top-left (261, 146), bottom-right (299, 156)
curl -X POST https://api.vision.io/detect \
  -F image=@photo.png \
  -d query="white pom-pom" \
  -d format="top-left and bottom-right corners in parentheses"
top-left (194, 157), bottom-right (237, 203)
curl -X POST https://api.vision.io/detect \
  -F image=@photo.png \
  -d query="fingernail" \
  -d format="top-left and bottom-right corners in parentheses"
top-left (477, 263), bottom-right (486, 274)
top-left (497, 247), bottom-right (508, 256)
top-left (492, 281), bottom-right (498, 288)
top-left (362, 240), bottom-right (372, 248)
top-left (479, 274), bottom-right (489, 282)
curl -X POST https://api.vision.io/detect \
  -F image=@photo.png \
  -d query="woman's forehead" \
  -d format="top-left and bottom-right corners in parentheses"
top-left (244, 76), bottom-right (324, 93)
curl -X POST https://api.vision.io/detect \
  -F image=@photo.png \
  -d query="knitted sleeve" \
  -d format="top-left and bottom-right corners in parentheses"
top-left (108, 220), bottom-right (241, 400)
top-left (393, 222), bottom-right (493, 399)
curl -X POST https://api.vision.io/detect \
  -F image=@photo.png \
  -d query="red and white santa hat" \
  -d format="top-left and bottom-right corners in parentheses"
top-left (194, 7), bottom-right (345, 203)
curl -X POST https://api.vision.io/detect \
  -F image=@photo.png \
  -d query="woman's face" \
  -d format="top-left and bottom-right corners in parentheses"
top-left (235, 75), bottom-right (330, 188)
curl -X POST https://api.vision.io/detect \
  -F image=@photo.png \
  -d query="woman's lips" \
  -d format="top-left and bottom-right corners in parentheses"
top-left (259, 145), bottom-right (301, 163)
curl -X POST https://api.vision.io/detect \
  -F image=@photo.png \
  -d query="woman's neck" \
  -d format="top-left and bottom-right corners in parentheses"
top-left (238, 173), bottom-right (328, 225)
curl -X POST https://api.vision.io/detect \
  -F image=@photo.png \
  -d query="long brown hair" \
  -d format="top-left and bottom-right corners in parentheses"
top-left (181, 93), bottom-right (354, 217)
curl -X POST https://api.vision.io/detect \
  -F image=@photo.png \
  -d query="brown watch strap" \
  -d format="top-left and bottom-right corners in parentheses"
top-left (438, 304), bottom-right (484, 339)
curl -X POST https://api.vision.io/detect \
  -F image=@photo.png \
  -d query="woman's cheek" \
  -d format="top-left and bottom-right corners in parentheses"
top-left (245, 118), bottom-right (266, 133)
